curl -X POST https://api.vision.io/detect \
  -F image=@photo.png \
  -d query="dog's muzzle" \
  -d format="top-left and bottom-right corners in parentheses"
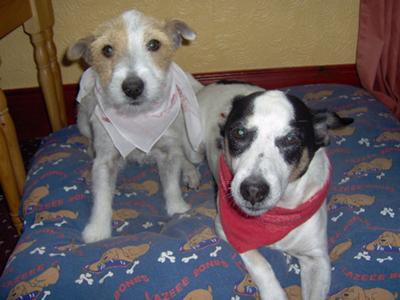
top-left (240, 176), bottom-right (270, 205)
top-left (122, 75), bottom-right (145, 102)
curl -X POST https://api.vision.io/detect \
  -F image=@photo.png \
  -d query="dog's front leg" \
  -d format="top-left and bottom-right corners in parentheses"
top-left (216, 209), bottom-right (286, 299)
top-left (154, 149), bottom-right (191, 216)
top-left (297, 252), bottom-right (331, 300)
top-left (240, 250), bottom-right (288, 300)
top-left (82, 128), bottom-right (123, 243)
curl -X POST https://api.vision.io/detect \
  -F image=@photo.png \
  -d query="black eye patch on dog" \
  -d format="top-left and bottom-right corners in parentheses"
top-left (227, 124), bottom-right (257, 156)
top-left (275, 129), bottom-right (304, 164)
top-left (222, 91), bottom-right (264, 157)
top-left (278, 95), bottom-right (317, 166)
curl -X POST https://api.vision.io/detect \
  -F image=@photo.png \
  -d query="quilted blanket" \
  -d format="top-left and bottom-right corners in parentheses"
top-left (1, 84), bottom-right (399, 300)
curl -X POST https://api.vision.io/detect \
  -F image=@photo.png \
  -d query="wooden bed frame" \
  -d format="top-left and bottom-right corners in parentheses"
top-left (0, 0), bottom-right (66, 233)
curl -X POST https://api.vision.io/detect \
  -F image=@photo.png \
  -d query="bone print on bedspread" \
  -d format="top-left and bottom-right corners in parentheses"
top-left (1, 84), bottom-right (399, 299)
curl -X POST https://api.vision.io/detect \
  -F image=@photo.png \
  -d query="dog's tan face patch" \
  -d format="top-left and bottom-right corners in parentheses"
top-left (143, 25), bottom-right (175, 71)
top-left (90, 16), bottom-right (128, 85)
top-left (89, 15), bottom-right (176, 85)
top-left (289, 148), bottom-right (310, 182)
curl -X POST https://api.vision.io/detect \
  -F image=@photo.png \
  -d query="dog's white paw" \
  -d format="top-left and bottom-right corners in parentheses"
top-left (182, 165), bottom-right (201, 190)
top-left (166, 199), bottom-right (191, 216)
top-left (82, 222), bottom-right (111, 243)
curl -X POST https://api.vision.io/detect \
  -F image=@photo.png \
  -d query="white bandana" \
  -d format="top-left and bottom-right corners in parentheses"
top-left (76, 63), bottom-right (202, 158)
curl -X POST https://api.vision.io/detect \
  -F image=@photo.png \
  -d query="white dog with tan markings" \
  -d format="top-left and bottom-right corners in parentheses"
top-left (198, 81), bottom-right (353, 300)
top-left (67, 10), bottom-right (203, 243)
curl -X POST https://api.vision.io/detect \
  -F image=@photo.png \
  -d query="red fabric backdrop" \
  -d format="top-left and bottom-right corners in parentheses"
top-left (356, 0), bottom-right (400, 119)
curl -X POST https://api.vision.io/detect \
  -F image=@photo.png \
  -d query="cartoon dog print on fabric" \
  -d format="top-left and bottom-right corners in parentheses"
top-left (119, 179), bottom-right (159, 196)
top-left (7, 265), bottom-right (60, 300)
top-left (78, 167), bottom-right (91, 184)
top-left (366, 231), bottom-right (400, 252)
top-left (11, 239), bottom-right (36, 257)
top-left (23, 185), bottom-right (50, 214)
top-left (112, 208), bottom-right (139, 232)
top-left (337, 107), bottom-right (368, 117)
top-left (376, 131), bottom-right (400, 142)
top-left (112, 208), bottom-right (139, 223)
top-left (193, 206), bottom-right (217, 219)
top-left (330, 126), bottom-right (356, 137)
top-left (234, 273), bottom-right (260, 299)
top-left (36, 152), bottom-right (71, 165)
top-left (54, 241), bottom-right (83, 253)
top-left (179, 227), bottom-right (219, 252)
top-left (235, 273), bottom-right (304, 300)
top-left (34, 210), bottom-right (78, 224)
top-left (183, 286), bottom-right (213, 300)
top-left (329, 239), bottom-right (352, 263)
top-left (329, 285), bottom-right (398, 300)
top-left (233, 274), bottom-right (306, 299)
top-left (352, 89), bottom-right (370, 97)
top-left (346, 158), bottom-right (392, 177)
top-left (85, 243), bottom-right (150, 273)
top-left (328, 194), bottom-right (375, 210)
top-left (182, 182), bottom-right (213, 193)
top-left (66, 135), bottom-right (89, 145)
top-left (303, 90), bottom-right (333, 101)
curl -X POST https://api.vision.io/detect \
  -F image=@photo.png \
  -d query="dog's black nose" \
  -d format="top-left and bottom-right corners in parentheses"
top-left (122, 76), bottom-right (145, 100)
top-left (240, 176), bottom-right (269, 205)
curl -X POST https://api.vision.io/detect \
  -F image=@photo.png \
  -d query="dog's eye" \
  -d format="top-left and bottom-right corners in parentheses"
top-left (147, 39), bottom-right (161, 51)
top-left (231, 127), bottom-right (247, 140)
top-left (102, 45), bottom-right (114, 58)
top-left (280, 132), bottom-right (301, 147)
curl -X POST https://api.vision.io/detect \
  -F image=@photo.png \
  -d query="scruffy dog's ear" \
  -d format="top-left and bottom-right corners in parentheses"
top-left (313, 109), bottom-right (354, 147)
top-left (66, 35), bottom-right (95, 65)
top-left (165, 20), bottom-right (196, 48)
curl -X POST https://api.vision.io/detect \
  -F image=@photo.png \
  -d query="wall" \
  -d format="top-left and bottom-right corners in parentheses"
top-left (0, 0), bottom-right (360, 89)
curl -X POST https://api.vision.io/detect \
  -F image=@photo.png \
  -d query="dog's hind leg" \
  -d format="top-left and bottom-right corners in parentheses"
top-left (240, 250), bottom-right (288, 300)
top-left (154, 148), bottom-right (191, 216)
top-left (180, 129), bottom-right (202, 189)
top-left (181, 158), bottom-right (201, 190)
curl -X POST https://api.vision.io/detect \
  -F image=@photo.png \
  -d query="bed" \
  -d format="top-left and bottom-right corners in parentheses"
top-left (1, 81), bottom-right (399, 299)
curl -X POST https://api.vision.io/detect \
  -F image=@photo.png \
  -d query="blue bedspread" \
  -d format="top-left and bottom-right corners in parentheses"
top-left (1, 84), bottom-right (399, 300)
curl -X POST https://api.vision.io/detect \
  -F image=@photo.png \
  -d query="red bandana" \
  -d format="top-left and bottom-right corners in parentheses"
top-left (218, 154), bottom-right (331, 253)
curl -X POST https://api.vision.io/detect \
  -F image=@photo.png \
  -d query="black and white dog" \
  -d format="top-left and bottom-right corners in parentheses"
top-left (198, 82), bottom-right (353, 300)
